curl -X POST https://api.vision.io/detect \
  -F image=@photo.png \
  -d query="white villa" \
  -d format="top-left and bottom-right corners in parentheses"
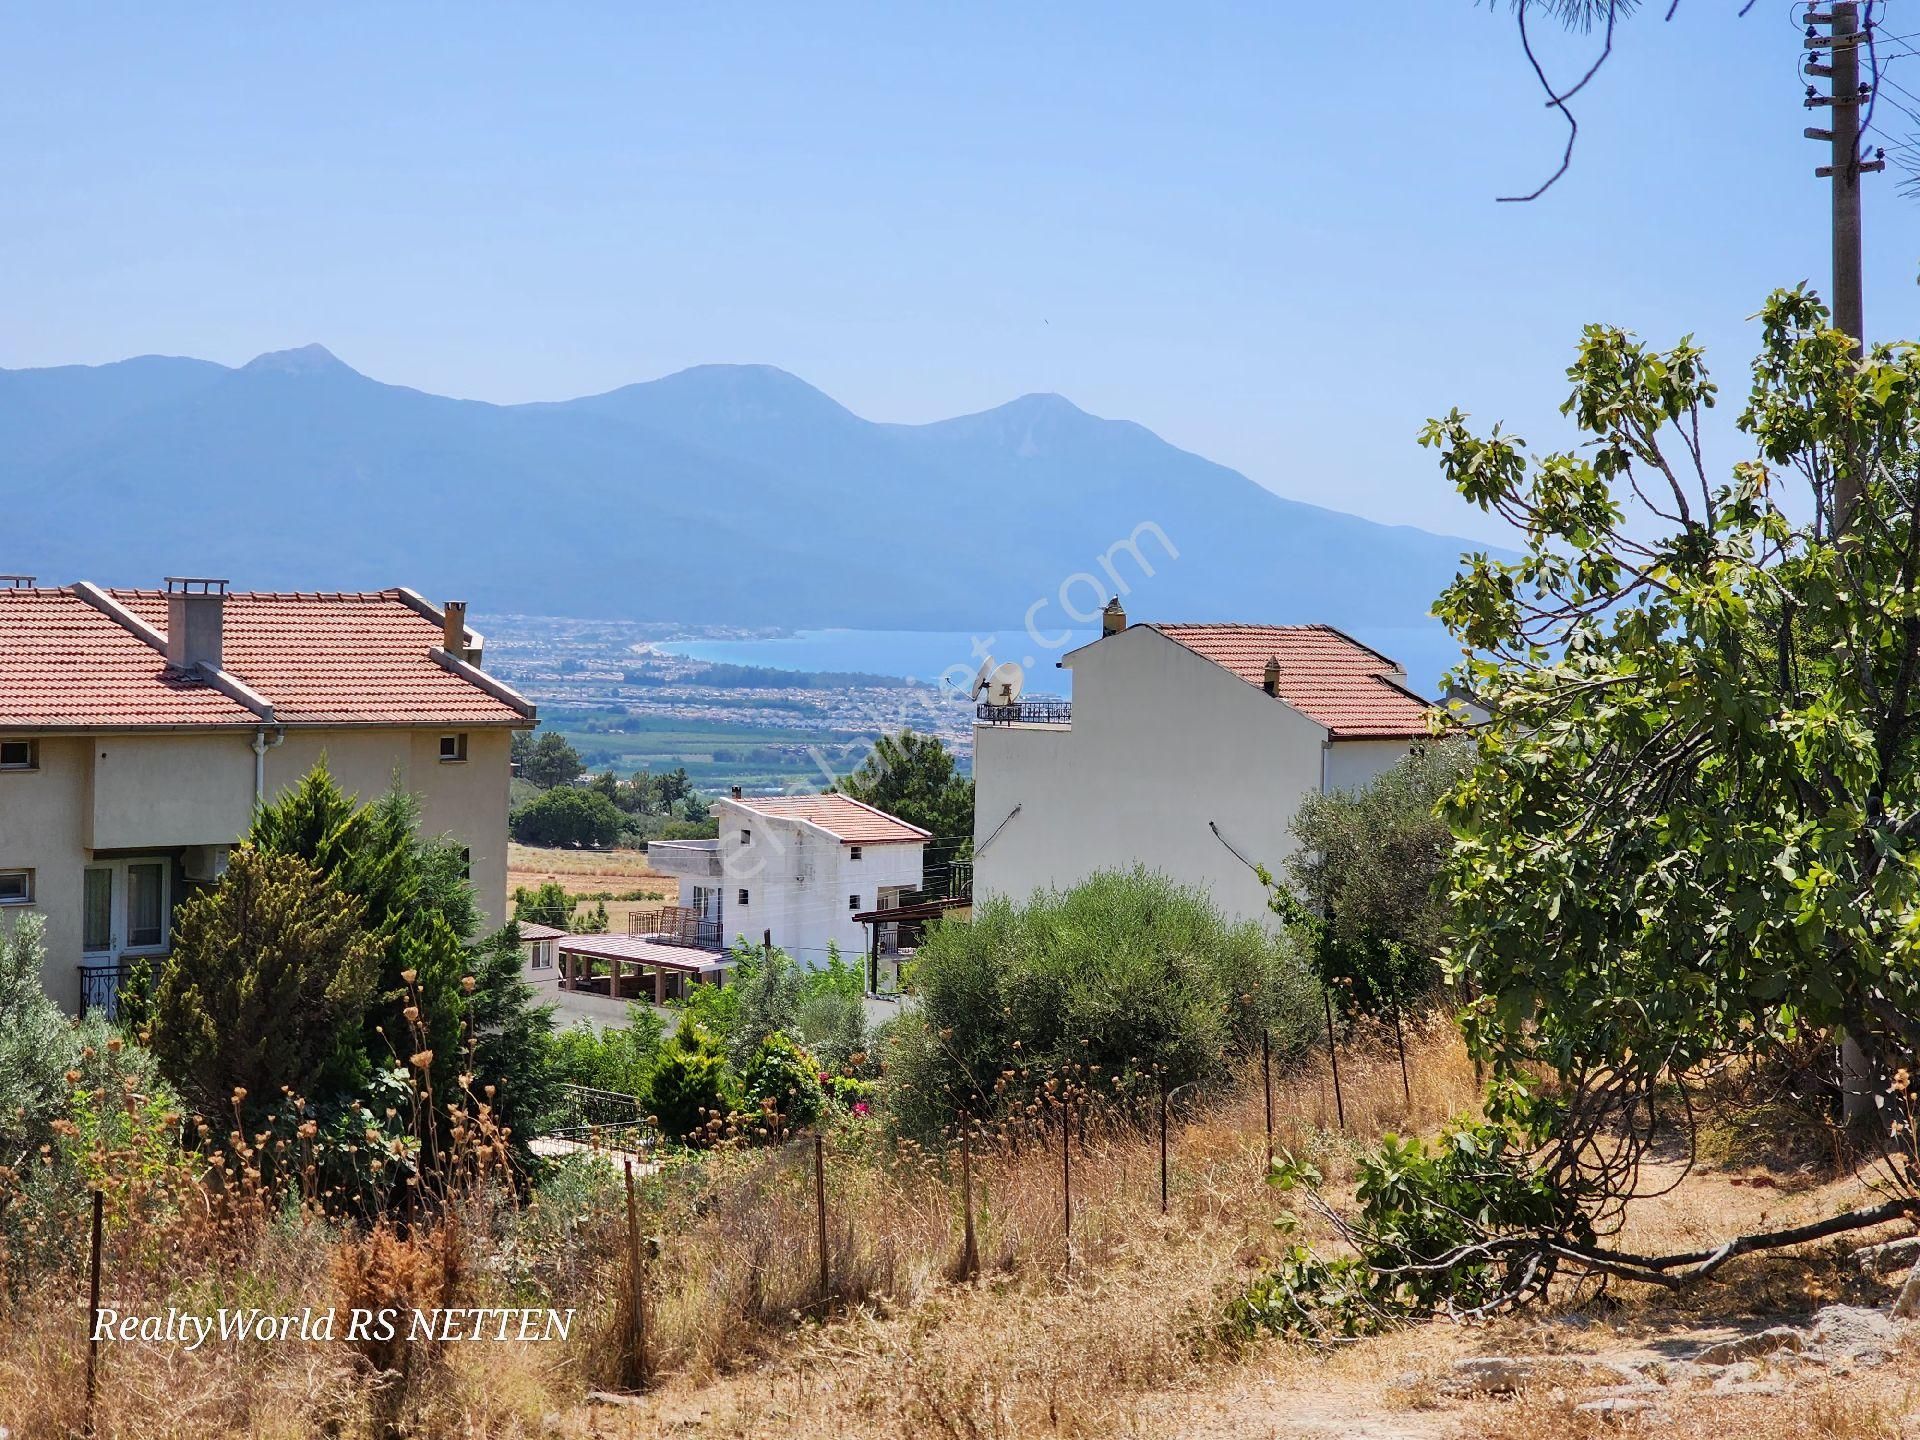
top-left (972, 602), bottom-right (1438, 927)
top-left (649, 791), bottom-right (932, 969)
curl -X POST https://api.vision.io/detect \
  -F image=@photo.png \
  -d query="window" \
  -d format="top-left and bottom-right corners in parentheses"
top-left (739, 829), bottom-right (752, 845)
top-left (0, 870), bottom-right (31, 905)
top-left (439, 733), bottom-right (468, 763)
top-left (737, 888), bottom-right (750, 907)
top-left (849, 845), bottom-right (863, 861)
top-left (848, 894), bottom-right (861, 911)
top-left (0, 740), bottom-right (36, 771)
top-left (126, 862), bottom-right (165, 948)
top-left (83, 867), bottom-right (111, 948)
top-left (529, 940), bottom-right (554, 971)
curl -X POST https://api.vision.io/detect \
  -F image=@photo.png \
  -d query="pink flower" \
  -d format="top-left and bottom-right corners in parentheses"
top-left (852, 1101), bottom-right (870, 1116)
top-left (819, 1073), bottom-right (831, 1085)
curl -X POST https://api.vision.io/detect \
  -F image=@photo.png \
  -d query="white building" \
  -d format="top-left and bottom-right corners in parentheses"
top-left (972, 608), bottom-right (1436, 927)
top-left (648, 792), bottom-right (930, 970)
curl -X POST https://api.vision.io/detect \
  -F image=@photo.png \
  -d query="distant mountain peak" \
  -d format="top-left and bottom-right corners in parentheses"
top-left (241, 343), bottom-right (358, 377)
top-left (1002, 391), bottom-right (1084, 415)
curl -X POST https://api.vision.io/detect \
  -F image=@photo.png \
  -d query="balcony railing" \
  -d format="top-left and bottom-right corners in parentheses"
top-left (540, 1083), bottom-right (658, 1156)
top-left (977, 700), bottom-right (1071, 726)
top-left (78, 961), bottom-right (155, 1021)
top-left (628, 906), bottom-right (723, 949)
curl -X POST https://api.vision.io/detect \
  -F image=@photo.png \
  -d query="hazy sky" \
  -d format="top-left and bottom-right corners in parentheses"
top-left (5, 3), bottom-right (1918, 544)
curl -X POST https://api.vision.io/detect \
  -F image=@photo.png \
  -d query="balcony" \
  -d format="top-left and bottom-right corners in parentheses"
top-left (645, 838), bottom-right (722, 878)
top-left (78, 960), bottom-right (157, 1022)
top-left (976, 700), bottom-right (1071, 726)
top-left (628, 904), bottom-right (723, 949)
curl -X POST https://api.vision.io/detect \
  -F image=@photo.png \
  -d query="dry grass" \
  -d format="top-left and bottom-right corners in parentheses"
top-left (507, 844), bottom-right (673, 932)
top-left (18, 1018), bottom-right (1920, 1440)
top-left (0, 1025), bottom-right (1481, 1438)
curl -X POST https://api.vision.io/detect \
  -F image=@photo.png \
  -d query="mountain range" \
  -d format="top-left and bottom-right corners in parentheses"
top-left (2, 345), bottom-right (1482, 638)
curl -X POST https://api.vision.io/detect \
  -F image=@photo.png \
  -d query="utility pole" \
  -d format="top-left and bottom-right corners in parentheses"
top-left (1805, 3), bottom-right (1885, 528)
top-left (1807, 6), bottom-right (1885, 1125)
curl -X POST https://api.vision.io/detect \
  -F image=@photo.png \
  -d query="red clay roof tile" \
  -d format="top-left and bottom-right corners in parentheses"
top-left (1148, 623), bottom-right (1435, 739)
top-left (0, 590), bottom-right (259, 728)
top-left (726, 793), bottom-right (931, 844)
top-left (0, 586), bottom-right (529, 730)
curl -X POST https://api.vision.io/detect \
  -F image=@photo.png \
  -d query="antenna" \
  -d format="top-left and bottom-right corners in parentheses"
top-left (985, 661), bottom-right (1025, 707)
top-left (968, 657), bottom-right (996, 702)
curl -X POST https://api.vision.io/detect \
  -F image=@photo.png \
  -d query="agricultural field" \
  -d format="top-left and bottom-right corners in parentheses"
top-left (507, 843), bottom-right (674, 932)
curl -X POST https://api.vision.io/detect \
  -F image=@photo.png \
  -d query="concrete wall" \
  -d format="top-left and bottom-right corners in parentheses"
top-left (0, 736), bottom-right (93, 1010)
top-left (90, 732), bottom-right (255, 850)
top-left (265, 726), bottom-right (513, 929)
top-left (972, 626), bottom-right (1417, 928)
top-left (1325, 739), bottom-right (1418, 794)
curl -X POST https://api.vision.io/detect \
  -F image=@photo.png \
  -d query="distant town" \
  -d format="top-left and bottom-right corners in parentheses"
top-left (480, 613), bottom-right (977, 795)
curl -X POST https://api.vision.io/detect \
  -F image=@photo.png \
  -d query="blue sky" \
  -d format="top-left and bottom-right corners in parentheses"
top-left (3, 2), bottom-right (1916, 544)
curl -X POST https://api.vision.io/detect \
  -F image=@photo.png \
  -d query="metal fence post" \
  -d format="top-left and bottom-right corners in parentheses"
top-left (1261, 1028), bottom-right (1275, 1171)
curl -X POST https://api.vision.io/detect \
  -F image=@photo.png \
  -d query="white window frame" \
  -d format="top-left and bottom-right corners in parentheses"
top-left (848, 893), bottom-right (861, 911)
top-left (529, 939), bottom-right (554, 971)
top-left (849, 844), bottom-right (863, 861)
top-left (439, 733), bottom-right (468, 764)
top-left (0, 869), bottom-right (32, 905)
top-left (0, 739), bottom-right (37, 771)
top-left (82, 857), bottom-right (172, 956)
top-left (737, 887), bottom-right (750, 907)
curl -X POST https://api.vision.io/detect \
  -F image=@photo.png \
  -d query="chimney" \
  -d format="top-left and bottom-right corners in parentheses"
top-left (442, 600), bottom-right (468, 657)
top-left (730, 785), bottom-right (743, 800)
top-left (164, 577), bottom-right (227, 671)
top-left (1263, 655), bottom-right (1280, 697)
top-left (1102, 597), bottom-right (1126, 636)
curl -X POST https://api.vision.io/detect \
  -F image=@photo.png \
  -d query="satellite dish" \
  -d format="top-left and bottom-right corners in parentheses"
top-left (968, 656), bottom-right (996, 701)
top-left (985, 661), bottom-right (1025, 706)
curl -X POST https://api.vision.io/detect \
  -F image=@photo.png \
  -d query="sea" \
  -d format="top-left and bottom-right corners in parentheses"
top-left (659, 622), bottom-right (1461, 698)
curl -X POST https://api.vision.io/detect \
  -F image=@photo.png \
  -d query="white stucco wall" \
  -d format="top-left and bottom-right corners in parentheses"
top-left (1324, 739), bottom-right (1419, 795)
top-left (972, 627), bottom-right (1417, 928)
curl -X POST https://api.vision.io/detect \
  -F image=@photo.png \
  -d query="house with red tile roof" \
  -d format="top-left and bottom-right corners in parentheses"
top-left (645, 789), bottom-right (932, 984)
top-left (0, 576), bottom-right (534, 1013)
top-left (971, 600), bottom-right (1443, 926)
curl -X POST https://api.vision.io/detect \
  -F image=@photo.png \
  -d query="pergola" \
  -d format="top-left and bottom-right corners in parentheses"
top-left (555, 933), bottom-right (730, 1005)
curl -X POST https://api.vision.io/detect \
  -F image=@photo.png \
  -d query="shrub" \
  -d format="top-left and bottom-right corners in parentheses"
top-left (645, 1022), bottom-right (740, 1143)
top-left (885, 869), bottom-right (1318, 1141)
top-left (548, 1007), bottom-right (666, 1097)
top-left (512, 880), bottom-right (575, 930)
top-left (0, 912), bottom-right (76, 1155)
top-left (739, 1030), bottom-right (827, 1135)
top-left (150, 847), bottom-right (380, 1113)
top-left (1229, 1120), bottom-right (1575, 1341)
